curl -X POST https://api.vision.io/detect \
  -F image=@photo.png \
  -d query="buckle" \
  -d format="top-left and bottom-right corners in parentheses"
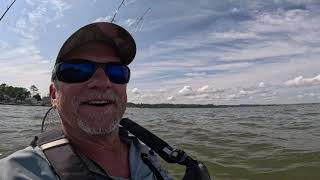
top-left (169, 149), bottom-right (188, 164)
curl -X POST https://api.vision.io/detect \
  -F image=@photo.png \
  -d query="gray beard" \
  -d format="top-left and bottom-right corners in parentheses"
top-left (58, 90), bottom-right (126, 136)
top-left (77, 114), bottom-right (121, 136)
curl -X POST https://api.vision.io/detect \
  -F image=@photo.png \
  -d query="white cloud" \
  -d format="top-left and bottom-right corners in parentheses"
top-left (167, 96), bottom-right (174, 101)
top-left (132, 88), bottom-right (139, 94)
top-left (209, 31), bottom-right (261, 42)
top-left (285, 75), bottom-right (320, 87)
top-left (227, 94), bottom-right (237, 100)
top-left (297, 94), bottom-right (304, 98)
top-left (3, 0), bottom-right (320, 104)
top-left (125, 0), bottom-right (138, 6)
top-left (259, 82), bottom-right (265, 88)
top-left (197, 85), bottom-right (209, 92)
top-left (231, 7), bottom-right (240, 14)
top-left (11, 0), bottom-right (71, 41)
top-left (0, 0), bottom-right (71, 96)
top-left (0, 40), bottom-right (9, 49)
top-left (124, 18), bottom-right (137, 27)
top-left (239, 90), bottom-right (250, 95)
top-left (178, 85), bottom-right (193, 95)
top-left (93, 16), bottom-right (112, 23)
top-left (126, 1), bottom-right (320, 104)
top-left (308, 93), bottom-right (315, 97)
top-left (142, 8), bottom-right (216, 32)
top-left (260, 93), bottom-right (267, 97)
top-left (247, 8), bottom-right (320, 44)
top-left (185, 72), bottom-right (207, 77)
top-left (219, 41), bottom-right (308, 61)
top-left (0, 46), bottom-right (51, 96)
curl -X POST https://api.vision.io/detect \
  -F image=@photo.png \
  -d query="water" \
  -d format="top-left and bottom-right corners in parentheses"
top-left (0, 104), bottom-right (320, 179)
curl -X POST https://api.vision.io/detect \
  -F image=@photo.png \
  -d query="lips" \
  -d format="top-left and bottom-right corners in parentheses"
top-left (81, 99), bottom-right (115, 107)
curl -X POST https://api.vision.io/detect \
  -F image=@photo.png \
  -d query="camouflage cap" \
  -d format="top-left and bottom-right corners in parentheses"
top-left (56, 22), bottom-right (136, 65)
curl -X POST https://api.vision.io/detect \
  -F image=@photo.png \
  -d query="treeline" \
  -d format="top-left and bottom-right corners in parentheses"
top-left (0, 83), bottom-right (44, 103)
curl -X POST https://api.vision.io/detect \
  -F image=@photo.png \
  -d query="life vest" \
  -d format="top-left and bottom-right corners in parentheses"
top-left (36, 117), bottom-right (212, 180)
top-left (30, 127), bottom-right (164, 180)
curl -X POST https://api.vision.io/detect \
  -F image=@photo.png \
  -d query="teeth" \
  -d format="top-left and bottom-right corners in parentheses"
top-left (87, 100), bottom-right (110, 105)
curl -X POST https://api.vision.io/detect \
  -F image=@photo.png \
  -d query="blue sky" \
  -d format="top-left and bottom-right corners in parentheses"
top-left (0, 0), bottom-right (319, 105)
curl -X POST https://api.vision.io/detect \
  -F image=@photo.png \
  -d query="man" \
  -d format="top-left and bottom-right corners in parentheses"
top-left (0, 22), bottom-right (171, 180)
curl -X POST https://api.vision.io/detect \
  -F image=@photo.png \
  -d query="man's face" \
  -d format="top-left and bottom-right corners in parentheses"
top-left (51, 41), bottom-right (127, 136)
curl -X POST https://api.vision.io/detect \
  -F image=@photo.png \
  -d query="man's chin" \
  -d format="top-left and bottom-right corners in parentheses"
top-left (77, 119), bottom-right (119, 136)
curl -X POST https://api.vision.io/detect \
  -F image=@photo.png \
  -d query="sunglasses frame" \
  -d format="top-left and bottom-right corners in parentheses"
top-left (52, 59), bottom-right (130, 84)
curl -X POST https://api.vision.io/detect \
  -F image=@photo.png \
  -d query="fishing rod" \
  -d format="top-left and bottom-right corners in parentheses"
top-left (0, 0), bottom-right (17, 22)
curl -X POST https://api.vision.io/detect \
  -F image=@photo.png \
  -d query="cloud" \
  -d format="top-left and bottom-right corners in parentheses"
top-left (218, 41), bottom-right (308, 61)
top-left (124, 18), bottom-right (137, 27)
top-left (167, 96), bottom-right (174, 101)
top-left (231, 7), bottom-right (240, 14)
top-left (0, 0), bottom-right (71, 96)
top-left (11, 0), bottom-right (71, 41)
top-left (0, 40), bottom-right (9, 49)
top-left (2, 0), bottom-right (320, 104)
top-left (197, 85), bottom-right (209, 92)
top-left (93, 16), bottom-right (112, 23)
top-left (285, 75), bottom-right (320, 87)
top-left (142, 7), bottom-right (217, 32)
top-left (0, 45), bottom-right (52, 96)
top-left (131, 88), bottom-right (139, 94)
top-left (259, 82), bottom-right (265, 88)
top-left (185, 72), bottom-right (207, 77)
top-left (239, 89), bottom-right (255, 95)
top-left (127, 1), bottom-right (320, 104)
top-left (208, 31), bottom-right (261, 42)
top-left (178, 85), bottom-right (193, 95)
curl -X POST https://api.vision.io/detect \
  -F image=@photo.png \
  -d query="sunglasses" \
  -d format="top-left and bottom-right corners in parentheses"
top-left (52, 59), bottom-right (130, 84)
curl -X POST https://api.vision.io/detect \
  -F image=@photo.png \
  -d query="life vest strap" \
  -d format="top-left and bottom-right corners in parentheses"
top-left (34, 129), bottom-right (97, 180)
top-left (40, 138), bottom-right (69, 151)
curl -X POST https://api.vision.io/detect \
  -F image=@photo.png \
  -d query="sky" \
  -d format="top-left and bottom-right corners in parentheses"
top-left (0, 0), bottom-right (319, 105)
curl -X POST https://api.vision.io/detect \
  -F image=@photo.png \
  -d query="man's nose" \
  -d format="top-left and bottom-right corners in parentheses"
top-left (86, 68), bottom-right (112, 89)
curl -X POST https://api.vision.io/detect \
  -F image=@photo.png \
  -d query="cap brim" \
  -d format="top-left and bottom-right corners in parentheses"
top-left (56, 22), bottom-right (136, 65)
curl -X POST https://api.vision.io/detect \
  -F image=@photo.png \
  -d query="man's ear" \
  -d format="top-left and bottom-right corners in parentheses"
top-left (49, 83), bottom-right (57, 106)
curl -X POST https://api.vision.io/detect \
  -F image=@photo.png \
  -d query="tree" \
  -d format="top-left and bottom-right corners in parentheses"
top-left (0, 83), bottom-right (6, 100)
top-left (16, 88), bottom-right (30, 101)
top-left (33, 93), bottom-right (42, 101)
top-left (30, 85), bottom-right (38, 96)
top-left (0, 83), bottom-right (31, 102)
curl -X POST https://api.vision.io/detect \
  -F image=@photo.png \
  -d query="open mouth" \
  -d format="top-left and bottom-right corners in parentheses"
top-left (82, 100), bottom-right (114, 107)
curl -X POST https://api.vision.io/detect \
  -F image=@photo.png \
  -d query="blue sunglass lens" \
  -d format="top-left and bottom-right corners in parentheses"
top-left (105, 64), bottom-right (130, 84)
top-left (57, 63), bottom-right (94, 83)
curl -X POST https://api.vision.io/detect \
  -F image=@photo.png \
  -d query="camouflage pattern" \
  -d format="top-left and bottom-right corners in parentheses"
top-left (56, 22), bottom-right (136, 65)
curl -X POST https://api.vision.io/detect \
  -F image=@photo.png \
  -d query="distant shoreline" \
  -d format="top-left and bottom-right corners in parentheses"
top-left (1, 102), bottom-right (319, 108)
top-left (0, 102), bottom-right (48, 107)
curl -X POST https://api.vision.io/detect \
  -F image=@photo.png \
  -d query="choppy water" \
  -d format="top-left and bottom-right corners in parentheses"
top-left (0, 104), bottom-right (320, 179)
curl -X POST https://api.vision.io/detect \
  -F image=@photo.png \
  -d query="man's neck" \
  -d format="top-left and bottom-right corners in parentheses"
top-left (62, 125), bottom-right (130, 178)
top-left (62, 125), bottom-right (122, 152)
